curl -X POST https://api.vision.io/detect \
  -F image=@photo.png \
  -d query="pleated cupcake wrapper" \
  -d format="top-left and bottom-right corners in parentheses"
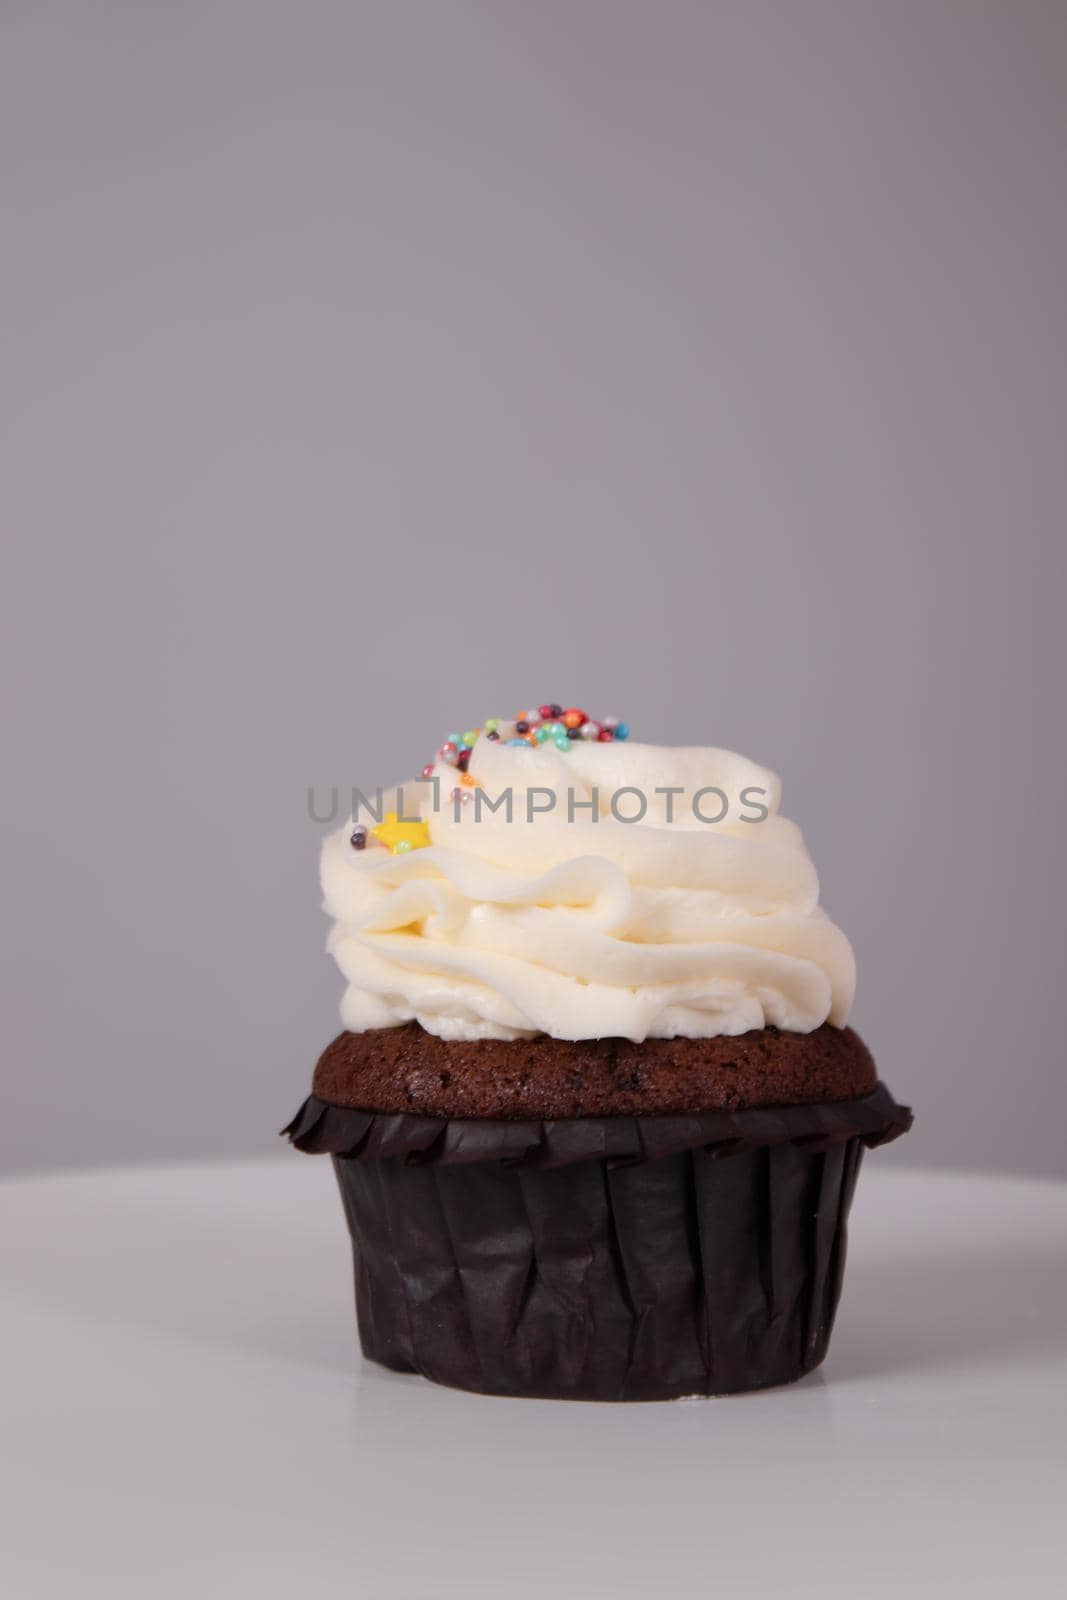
top-left (285, 1084), bottom-right (912, 1401)
top-left (283, 1082), bottom-right (910, 1168)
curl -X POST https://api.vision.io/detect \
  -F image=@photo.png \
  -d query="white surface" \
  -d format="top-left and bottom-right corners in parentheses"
top-left (2, 1158), bottom-right (1065, 1599)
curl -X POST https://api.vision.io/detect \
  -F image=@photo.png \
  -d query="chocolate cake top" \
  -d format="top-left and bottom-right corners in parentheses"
top-left (312, 1023), bottom-right (877, 1120)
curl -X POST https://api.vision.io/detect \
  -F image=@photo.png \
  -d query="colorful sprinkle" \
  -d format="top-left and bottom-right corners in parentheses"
top-left (424, 703), bottom-right (631, 775)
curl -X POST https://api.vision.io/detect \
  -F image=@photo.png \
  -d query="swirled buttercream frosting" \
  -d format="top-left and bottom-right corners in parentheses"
top-left (321, 723), bottom-right (856, 1044)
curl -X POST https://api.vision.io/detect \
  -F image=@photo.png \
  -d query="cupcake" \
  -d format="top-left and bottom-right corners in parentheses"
top-left (286, 706), bottom-right (911, 1399)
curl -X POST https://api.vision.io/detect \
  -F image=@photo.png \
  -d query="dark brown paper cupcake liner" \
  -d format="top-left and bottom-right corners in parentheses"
top-left (285, 1085), bottom-right (911, 1401)
top-left (283, 1081), bottom-right (910, 1166)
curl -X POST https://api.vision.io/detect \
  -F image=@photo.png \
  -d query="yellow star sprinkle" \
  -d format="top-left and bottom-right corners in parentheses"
top-left (371, 811), bottom-right (431, 855)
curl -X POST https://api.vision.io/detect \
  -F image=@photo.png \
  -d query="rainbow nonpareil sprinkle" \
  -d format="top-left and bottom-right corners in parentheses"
top-left (431, 704), bottom-right (629, 770)
top-left (359, 705), bottom-right (633, 854)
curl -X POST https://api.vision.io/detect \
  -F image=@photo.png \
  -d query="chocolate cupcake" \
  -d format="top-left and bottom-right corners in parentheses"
top-left (286, 707), bottom-right (911, 1399)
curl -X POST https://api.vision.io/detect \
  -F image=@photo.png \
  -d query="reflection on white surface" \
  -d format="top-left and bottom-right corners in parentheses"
top-left (1, 1159), bottom-right (1064, 1597)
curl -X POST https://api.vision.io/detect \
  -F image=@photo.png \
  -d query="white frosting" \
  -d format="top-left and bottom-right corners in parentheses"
top-left (322, 740), bottom-right (855, 1043)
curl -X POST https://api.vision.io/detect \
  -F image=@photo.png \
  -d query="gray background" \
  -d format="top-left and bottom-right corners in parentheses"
top-left (2, 0), bottom-right (1064, 1178)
